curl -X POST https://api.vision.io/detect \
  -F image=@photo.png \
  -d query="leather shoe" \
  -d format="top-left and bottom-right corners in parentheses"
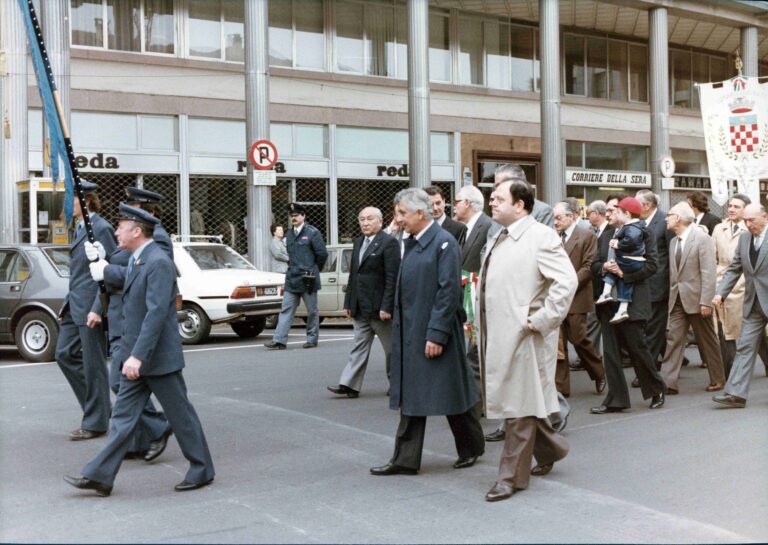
top-left (303, 342), bottom-right (317, 349)
top-left (569, 361), bottom-right (585, 371)
top-left (69, 428), bottom-right (106, 441)
top-left (63, 475), bottom-right (112, 497)
top-left (369, 462), bottom-right (417, 476)
top-left (327, 384), bottom-right (359, 398)
top-left (682, 356), bottom-right (690, 367)
top-left (484, 429), bottom-right (505, 442)
top-left (174, 478), bottom-right (213, 492)
top-left (590, 405), bottom-right (624, 414)
top-left (666, 387), bottom-right (679, 395)
top-left (595, 377), bottom-right (606, 394)
top-left (649, 393), bottom-right (665, 409)
top-left (144, 427), bottom-right (173, 462)
top-left (264, 342), bottom-right (286, 350)
top-left (712, 392), bottom-right (746, 408)
top-left (453, 456), bottom-right (479, 469)
top-left (705, 382), bottom-right (724, 392)
top-left (531, 463), bottom-right (554, 476)
top-left (631, 377), bottom-right (640, 388)
top-left (485, 482), bottom-right (515, 502)
top-left (124, 450), bottom-right (147, 460)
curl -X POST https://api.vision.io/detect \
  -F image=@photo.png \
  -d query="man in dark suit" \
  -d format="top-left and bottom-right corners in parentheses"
top-left (553, 201), bottom-right (606, 397)
top-left (425, 186), bottom-right (467, 242)
top-left (265, 203), bottom-right (328, 350)
top-left (55, 180), bottom-right (116, 441)
top-left (687, 191), bottom-right (721, 236)
top-left (65, 204), bottom-right (214, 497)
top-left (590, 196), bottom-right (666, 414)
top-left (454, 185), bottom-right (494, 273)
top-left (583, 200), bottom-right (610, 357)
top-left (370, 188), bottom-right (484, 476)
top-left (327, 207), bottom-right (400, 398)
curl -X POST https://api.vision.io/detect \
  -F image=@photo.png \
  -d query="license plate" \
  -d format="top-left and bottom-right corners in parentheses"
top-left (262, 286), bottom-right (279, 296)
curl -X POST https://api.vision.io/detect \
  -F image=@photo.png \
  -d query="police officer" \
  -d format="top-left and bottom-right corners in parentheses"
top-left (86, 187), bottom-right (172, 461)
top-left (65, 204), bottom-right (215, 496)
top-left (265, 203), bottom-right (328, 350)
top-left (55, 180), bottom-right (116, 441)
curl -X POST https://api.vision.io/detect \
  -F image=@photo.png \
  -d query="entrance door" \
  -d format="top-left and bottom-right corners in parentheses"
top-left (475, 153), bottom-right (541, 212)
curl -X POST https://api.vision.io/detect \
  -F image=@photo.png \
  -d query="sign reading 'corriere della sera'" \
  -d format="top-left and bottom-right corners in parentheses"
top-left (565, 169), bottom-right (651, 187)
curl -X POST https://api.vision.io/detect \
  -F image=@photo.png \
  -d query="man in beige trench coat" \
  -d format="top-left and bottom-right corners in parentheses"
top-left (478, 180), bottom-right (577, 502)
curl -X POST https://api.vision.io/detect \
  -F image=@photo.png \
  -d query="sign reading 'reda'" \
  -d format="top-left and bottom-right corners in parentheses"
top-left (75, 153), bottom-right (119, 169)
top-left (565, 169), bottom-right (651, 187)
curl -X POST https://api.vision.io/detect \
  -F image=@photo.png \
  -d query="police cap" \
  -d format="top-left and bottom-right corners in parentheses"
top-left (79, 179), bottom-right (99, 193)
top-left (125, 186), bottom-right (164, 203)
top-left (117, 203), bottom-right (161, 226)
top-left (287, 202), bottom-right (306, 215)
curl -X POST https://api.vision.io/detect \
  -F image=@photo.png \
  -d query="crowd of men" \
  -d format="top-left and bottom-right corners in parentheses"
top-left (53, 165), bottom-right (767, 502)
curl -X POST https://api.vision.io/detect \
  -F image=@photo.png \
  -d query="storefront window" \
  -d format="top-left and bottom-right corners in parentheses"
top-left (337, 127), bottom-right (408, 161)
top-left (268, 0), bottom-right (324, 70)
top-left (566, 141), bottom-right (583, 167)
top-left (429, 12), bottom-right (451, 83)
top-left (564, 34), bottom-right (585, 96)
top-left (140, 116), bottom-right (178, 151)
top-left (189, 118), bottom-right (245, 155)
top-left (672, 148), bottom-right (709, 176)
top-left (629, 44), bottom-right (648, 102)
top-left (459, 18), bottom-right (484, 85)
top-left (72, 112), bottom-right (138, 151)
top-left (584, 142), bottom-right (648, 172)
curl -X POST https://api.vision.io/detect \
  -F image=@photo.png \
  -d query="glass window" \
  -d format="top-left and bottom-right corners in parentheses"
top-left (72, 112), bottom-right (137, 150)
top-left (671, 49), bottom-right (691, 108)
top-left (365, 4), bottom-right (395, 77)
top-left (710, 56), bottom-right (728, 84)
top-left (294, 125), bottom-right (327, 157)
top-left (321, 250), bottom-right (337, 273)
top-left (429, 13), bottom-right (451, 83)
top-left (144, 0), bottom-right (174, 54)
top-left (564, 34), bottom-right (585, 95)
top-left (533, 29), bottom-right (540, 91)
top-left (672, 148), bottom-right (709, 176)
top-left (336, 1), bottom-right (364, 73)
top-left (189, 0), bottom-right (222, 59)
top-left (185, 245), bottom-right (254, 270)
top-left (107, 0), bottom-right (140, 52)
top-left (71, 0), bottom-right (104, 47)
top-left (223, 0), bottom-right (244, 62)
top-left (140, 116), bottom-right (178, 151)
top-left (510, 26), bottom-right (533, 92)
top-left (295, 0), bottom-right (324, 69)
top-left (485, 21), bottom-right (510, 90)
top-left (188, 118), bottom-right (245, 155)
top-left (584, 142), bottom-right (648, 171)
top-left (340, 248), bottom-right (353, 273)
top-left (395, 8), bottom-right (407, 79)
top-left (28, 109), bottom-right (43, 151)
top-left (587, 38), bottom-right (607, 99)
top-left (430, 133), bottom-right (453, 163)
top-left (459, 18), bottom-right (484, 85)
top-left (337, 127), bottom-right (408, 161)
top-left (0, 251), bottom-right (29, 283)
top-left (608, 41), bottom-right (627, 101)
top-left (270, 123), bottom-right (294, 157)
top-left (691, 52), bottom-right (709, 109)
top-left (629, 44), bottom-right (648, 102)
top-left (566, 141), bottom-right (583, 167)
top-left (42, 247), bottom-right (71, 277)
top-left (268, 0), bottom-right (292, 67)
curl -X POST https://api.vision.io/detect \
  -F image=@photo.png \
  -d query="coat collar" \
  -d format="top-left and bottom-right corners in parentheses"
top-left (412, 220), bottom-right (440, 249)
top-left (123, 240), bottom-right (157, 293)
top-left (358, 231), bottom-right (384, 264)
top-left (507, 215), bottom-right (536, 241)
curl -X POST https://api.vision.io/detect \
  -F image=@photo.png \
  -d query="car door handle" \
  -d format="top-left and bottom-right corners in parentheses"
top-left (10, 285), bottom-right (21, 292)
top-left (328, 278), bottom-right (337, 283)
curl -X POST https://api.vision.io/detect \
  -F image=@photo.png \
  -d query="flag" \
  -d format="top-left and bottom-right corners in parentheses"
top-left (461, 270), bottom-right (478, 339)
top-left (699, 76), bottom-right (768, 205)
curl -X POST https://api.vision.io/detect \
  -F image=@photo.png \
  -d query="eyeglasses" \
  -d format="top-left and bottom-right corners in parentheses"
top-left (454, 199), bottom-right (469, 205)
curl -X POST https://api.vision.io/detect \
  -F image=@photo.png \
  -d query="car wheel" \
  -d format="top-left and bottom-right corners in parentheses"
top-left (264, 314), bottom-right (278, 329)
top-left (230, 316), bottom-right (267, 338)
top-left (14, 311), bottom-right (58, 362)
top-left (178, 303), bottom-right (211, 345)
top-left (300, 316), bottom-right (325, 325)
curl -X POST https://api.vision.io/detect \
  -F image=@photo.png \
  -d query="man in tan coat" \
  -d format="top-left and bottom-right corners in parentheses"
top-left (659, 202), bottom-right (725, 393)
top-left (478, 180), bottom-right (577, 503)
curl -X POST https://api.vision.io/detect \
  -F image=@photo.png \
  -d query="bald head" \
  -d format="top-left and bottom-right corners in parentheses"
top-left (743, 203), bottom-right (767, 236)
top-left (358, 206), bottom-right (383, 237)
top-left (666, 201), bottom-right (696, 234)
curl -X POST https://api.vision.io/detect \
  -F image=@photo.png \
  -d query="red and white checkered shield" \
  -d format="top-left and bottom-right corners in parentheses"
top-left (729, 114), bottom-right (759, 153)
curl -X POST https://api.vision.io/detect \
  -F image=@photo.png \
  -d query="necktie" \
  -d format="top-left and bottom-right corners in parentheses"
top-left (359, 237), bottom-right (370, 264)
top-left (294, 228), bottom-right (300, 237)
top-left (675, 237), bottom-right (682, 270)
top-left (561, 231), bottom-right (567, 245)
top-left (732, 223), bottom-right (738, 235)
top-left (127, 255), bottom-right (136, 277)
top-left (458, 229), bottom-right (466, 247)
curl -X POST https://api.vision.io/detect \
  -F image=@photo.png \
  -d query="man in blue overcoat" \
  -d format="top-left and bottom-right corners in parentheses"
top-left (266, 202), bottom-right (328, 350)
top-left (370, 188), bottom-right (484, 476)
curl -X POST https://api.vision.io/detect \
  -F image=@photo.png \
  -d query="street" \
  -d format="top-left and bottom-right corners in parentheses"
top-left (0, 323), bottom-right (766, 544)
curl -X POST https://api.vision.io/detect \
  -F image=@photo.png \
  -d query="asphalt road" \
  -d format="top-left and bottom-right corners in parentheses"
top-left (1, 324), bottom-right (766, 544)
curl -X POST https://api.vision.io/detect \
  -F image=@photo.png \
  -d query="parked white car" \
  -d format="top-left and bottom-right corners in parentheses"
top-left (174, 240), bottom-right (284, 344)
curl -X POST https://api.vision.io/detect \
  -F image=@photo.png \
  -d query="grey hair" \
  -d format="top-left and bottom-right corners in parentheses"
top-left (494, 163), bottom-right (527, 186)
top-left (394, 188), bottom-right (431, 215)
top-left (635, 189), bottom-right (659, 208)
top-left (555, 200), bottom-right (577, 216)
top-left (730, 193), bottom-right (751, 206)
top-left (457, 185), bottom-right (484, 212)
top-left (359, 206), bottom-right (383, 221)
top-left (587, 200), bottom-right (607, 215)
top-left (672, 201), bottom-right (696, 224)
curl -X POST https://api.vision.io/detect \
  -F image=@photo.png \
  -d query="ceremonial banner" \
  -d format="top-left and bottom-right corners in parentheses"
top-left (699, 76), bottom-right (768, 205)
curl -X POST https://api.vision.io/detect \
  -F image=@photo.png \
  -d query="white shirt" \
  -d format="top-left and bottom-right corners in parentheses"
top-left (414, 220), bottom-right (435, 241)
top-left (695, 212), bottom-right (705, 225)
top-left (561, 222), bottom-right (577, 244)
top-left (754, 225), bottom-right (767, 250)
top-left (645, 207), bottom-right (658, 227)
top-left (464, 211), bottom-right (482, 239)
top-left (436, 214), bottom-right (446, 226)
top-left (677, 224), bottom-right (693, 252)
top-left (594, 220), bottom-right (607, 239)
top-left (293, 223), bottom-right (304, 237)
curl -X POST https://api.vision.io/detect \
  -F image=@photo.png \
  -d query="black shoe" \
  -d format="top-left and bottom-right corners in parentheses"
top-left (631, 377), bottom-right (640, 388)
top-left (303, 342), bottom-right (318, 349)
top-left (264, 342), bottom-right (286, 350)
top-left (590, 405), bottom-right (624, 414)
top-left (569, 362), bottom-right (585, 371)
top-left (174, 478), bottom-right (214, 492)
top-left (649, 393), bottom-right (665, 409)
top-left (484, 429), bottom-right (505, 442)
top-left (63, 475), bottom-right (112, 497)
top-left (682, 356), bottom-right (690, 367)
top-left (369, 463), bottom-right (417, 476)
top-left (144, 427), bottom-right (173, 462)
top-left (453, 456), bottom-right (479, 469)
top-left (124, 450), bottom-right (148, 460)
top-left (69, 428), bottom-right (106, 441)
top-left (712, 392), bottom-right (746, 408)
top-left (595, 377), bottom-right (606, 394)
top-left (327, 384), bottom-right (359, 398)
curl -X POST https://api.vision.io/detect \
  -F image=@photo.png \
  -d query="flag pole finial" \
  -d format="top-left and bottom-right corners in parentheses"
top-left (735, 54), bottom-right (743, 77)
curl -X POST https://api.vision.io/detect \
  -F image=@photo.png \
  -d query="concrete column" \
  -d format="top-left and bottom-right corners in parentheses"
top-left (1, 0), bottom-right (28, 243)
top-left (649, 7), bottom-right (670, 211)
top-left (740, 27), bottom-right (758, 78)
top-left (41, 0), bottom-right (70, 180)
top-left (407, 0), bottom-right (430, 189)
top-left (244, 0), bottom-right (271, 268)
top-left (539, 0), bottom-right (563, 204)
top-left (178, 114), bottom-right (190, 239)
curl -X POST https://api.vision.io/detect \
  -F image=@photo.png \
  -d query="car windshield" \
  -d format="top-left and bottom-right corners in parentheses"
top-left (42, 247), bottom-right (71, 277)
top-left (184, 245), bottom-right (255, 271)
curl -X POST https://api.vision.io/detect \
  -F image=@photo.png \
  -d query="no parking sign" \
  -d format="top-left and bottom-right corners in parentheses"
top-left (249, 140), bottom-right (278, 171)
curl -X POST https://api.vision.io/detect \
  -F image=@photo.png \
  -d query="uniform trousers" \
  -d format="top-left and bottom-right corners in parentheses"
top-left (82, 371), bottom-right (214, 487)
top-left (55, 311), bottom-right (111, 432)
top-left (273, 290), bottom-right (319, 345)
top-left (390, 410), bottom-right (485, 470)
top-left (339, 316), bottom-right (392, 391)
top-left (724, 301), bottom-right (768, 400)
top-left (556, 313), bottom-right (605, 396)
top-left (497, 417), bottom-right (569, 490)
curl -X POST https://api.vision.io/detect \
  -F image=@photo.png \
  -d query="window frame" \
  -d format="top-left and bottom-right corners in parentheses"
top-left (269, 0), bottom-right (327, 72)
top-left (184, 0), bottom-right (245, 64)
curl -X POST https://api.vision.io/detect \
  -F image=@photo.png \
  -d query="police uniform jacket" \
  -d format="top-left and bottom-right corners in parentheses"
top-left (65, 213), bottom-right (117, 325)
top-left (284, 223), bottom-right (328, 293)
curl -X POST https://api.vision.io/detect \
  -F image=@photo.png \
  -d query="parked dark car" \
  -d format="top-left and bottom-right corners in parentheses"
top-left (0, 244), bottom-right (69, 362)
